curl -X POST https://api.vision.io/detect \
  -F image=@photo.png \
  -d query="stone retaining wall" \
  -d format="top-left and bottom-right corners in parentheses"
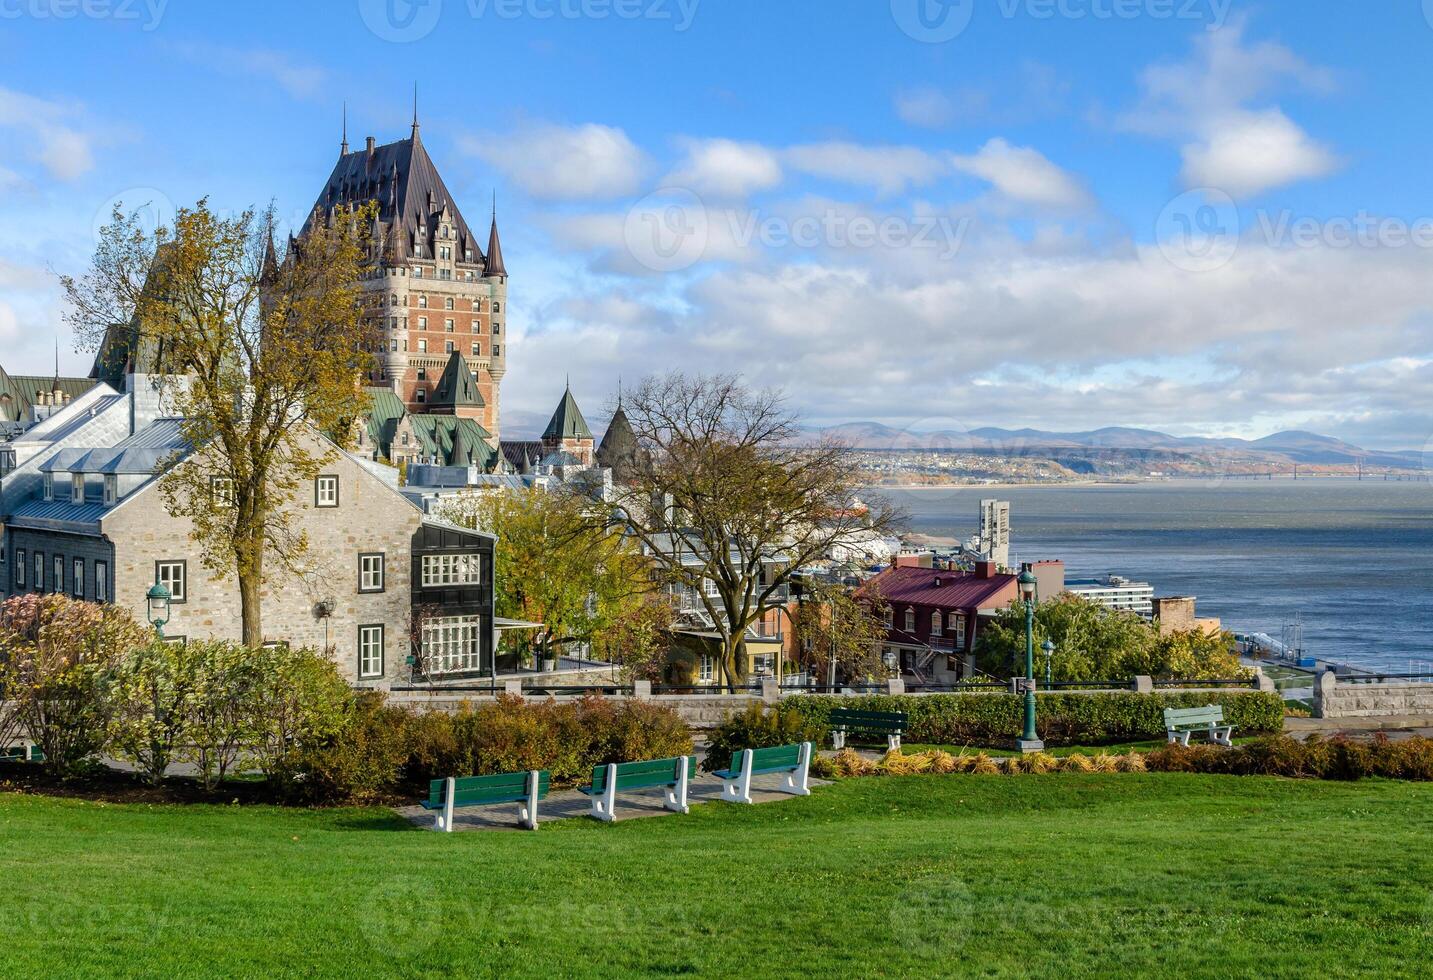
top-left (1313, 672), bottom-right (1433, 719)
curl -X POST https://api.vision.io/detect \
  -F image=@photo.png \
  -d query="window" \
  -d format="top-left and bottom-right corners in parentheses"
top-left (211, 477), bottom-right (235, 507)
top-left (417, 367), bottom-right (427, 381)
top-left (698, 653), bottom-right (714, 683)
top-left (751, 653), bottom-right (774, 675)
top-left (71, 473), bottom-right (84, 504)
top-left (43, 474), bottom-right (53, 501)
top-left (104, 475), bottom-right (117, 505)
top-left (390, 339), bottom-right (398, 352)
top-left (444, 341), bottom-right (454, 354)
top-left (95, 561), bottom-right (108, 603)
top-left (950, 614), bottom-right (967, 650)
top-left (14, 548), bottom-right (24, 589)
top-left (52, 555), bottom-right (63, 594)
top-left (359, 553), bottom-right (385, 593)
top-left (72, 558), bottom-right (84, 599)
top-left (412, 266), bottom-right (423, 278)
top-left (421, 615), bottom-right (481, 673)
top-left (493, 302), bottom-right (501, 313)
top-left (358, 624), bottom-right (385, 680)
top-left (445, 319), bottom-right (454, 332)
top-left (421, 552), bottom-right (482, 587)
top-left (418, 316), bottom-right (428, 329)
top-left (931, 611), bottom-right (942, 636)
top-left (493, 344), bottom-right (501, 357)
top-left (156, 560), bottom-right (186, 602)
top-left (418, 294), bottom-right (427, 308)
top-left (417, 339), bottom-right (427, 353)
top-left (444, 297), bottom-right (454, 310)
top-left (471, 343), bottom-right (480, 356)
top-left (33, 552), bottom-right (43, 592)
top-left (315, 475), bottom-right (339, 508)
top-left (904, 607), bottom-right (915, 632)
top-left (493, 322), bottom-right (501, 334)
top-left (883, 607), bottom-right (893, 628)
top-left (471, 320), bottom-right (480, 333)
top-left (415, 388), bottom-right (426, 403)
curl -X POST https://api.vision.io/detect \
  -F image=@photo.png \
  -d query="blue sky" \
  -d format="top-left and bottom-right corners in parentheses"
top-left (2, 0), bottom-right (1431, 449)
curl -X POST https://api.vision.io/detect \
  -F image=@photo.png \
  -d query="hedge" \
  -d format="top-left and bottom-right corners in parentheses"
top-left (782, 691), bottom-right (1284, 747)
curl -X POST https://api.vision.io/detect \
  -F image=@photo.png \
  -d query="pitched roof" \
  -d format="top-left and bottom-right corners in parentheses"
top-left (0, 364), bottom-right (97, 422)
top-left (408, 415), bottom-right (495, 469)
top-left (499, 439), bottom-right (543, 474)
top-left (541, 385), bottom-right (593, 441)
top-left (596, 402), bottom-right (637, 473)
top-left (858, 565), bottom-right (1019, 611)
top-left (485, 215), bottom-right (506, 277)
top-left (429, 351), bottom-right (485, 409)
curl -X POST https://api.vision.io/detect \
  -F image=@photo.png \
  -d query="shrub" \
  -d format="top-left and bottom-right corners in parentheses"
top-left (703, 702), bottom-right (827, 773)
top-left (782, 691), bottom-right (1283, 747)
top-left (109, 638), bottom-right (205, 785)
top-left (181, 640), bottom-right (266, 792)
top-left (247, 645), bottom-right (354, 792)
top-left (274, 693), bottom-right (412, 805)
top-left (0, 595), bottom-right (148, 776)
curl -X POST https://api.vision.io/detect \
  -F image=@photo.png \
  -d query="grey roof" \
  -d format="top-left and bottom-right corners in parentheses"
top-left (541, 385), bottom-right (593, 441)
top-left (7, 495), bottom-right (109, 533)
top-left (111, 418), bottom-right (189, 452)
top-left (420, 515), bottom-right (497, 541)
top-left (485, 216), bottom-right (506, 278)
top-left (35, 418), bottom-right (186, 475)
top-left (430, 351), bottom-right (484, 409)
top-left (597, 403), bottom-right (637, 474)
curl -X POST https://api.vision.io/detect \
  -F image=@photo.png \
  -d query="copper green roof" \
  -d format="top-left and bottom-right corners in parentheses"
top-left (430, 351), bottom-right (484, 409)
top-left (541, 384), bottom-right (592, 441)
top-left (0, 365), bottom-right (96, 423)
top-left (409, 415), bottom-right (495, 468)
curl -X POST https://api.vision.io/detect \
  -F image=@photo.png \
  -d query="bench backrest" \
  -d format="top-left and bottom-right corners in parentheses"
top-left (748, 743), bottom-right (802, 771)
top-left (427, 770), bottom-right (550, 808)
top-left (829, 708), bottom-right (908, 733)
top-left (1163, 705), bottom-right (1225, 728)
top-left (589, 756), bottom-right (695, 793)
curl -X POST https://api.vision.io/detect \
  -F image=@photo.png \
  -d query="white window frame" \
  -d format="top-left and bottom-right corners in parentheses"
top-left (698, 653), bottom-right (714, 683)
top-left (931, 611), bottom-right (942, 636)
top-left (156, 560), bottom-right (186, 602)
top-left (95, 560), bottom-right (108, 602)
top-left (359, 553), bottom-right (385, 593)
top-left (904, 607), bottom-right (915, 632)
top-left (72, 558), bottom-right (84, 599)
top-left (421, 553), bottom-right (483, 587)
top-left (71, 473), bottom-right (84, 504)
top-left (751, 653), bottom-right (775, 675)
top-left (358, 624), bottom-right (385, 680)
top-left (52, 555), bottom-right (63, 595)
top-left (103, 475), bottom-right (117, 505)
top-left (315, 475), bottom-right (339, 508)
top-left (43, 473), bottom-right (53, 501)
top-left (14, 548), bottom-right (24, 589)
top-left (211, 476), bottom-right (235, 507)
top-left (421, 615), bottom-right (482, 673)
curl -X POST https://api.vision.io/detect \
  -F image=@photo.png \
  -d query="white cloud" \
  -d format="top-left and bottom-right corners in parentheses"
top-left (949, 138), bottom-right (1090, 209)
top-left (165, 42), bottom-right (327, 100)
top-left (465, 123), bottom-right (648, 201)
top-left (666, 138), bottom-right (783, 199)
top-left (0, 87), bottom-right (96, 181)
top-left (894, 87), bottom-right (955, 128)
top-left (783, 142), bottom-right (946, 196)
top-left (1118, 19), bottom-right (1339, 197)
top-left (1179, 109), bottom-right (1337, 197)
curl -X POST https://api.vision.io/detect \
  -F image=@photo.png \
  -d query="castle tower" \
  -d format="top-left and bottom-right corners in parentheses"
top-left (540, 382), bottom-right (594, 467)
top-left (303, 112), bottom-right (508, 443)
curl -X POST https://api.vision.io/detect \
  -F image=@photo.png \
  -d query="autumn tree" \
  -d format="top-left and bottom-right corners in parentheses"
top-left (62, 200), bottom-right (378, 646)
top-left (437, 487), bottom-right (653, 665)
top-left (614, 373), bottom-right (902, 684)
top-left (790, 577), bottom-right (890, 684)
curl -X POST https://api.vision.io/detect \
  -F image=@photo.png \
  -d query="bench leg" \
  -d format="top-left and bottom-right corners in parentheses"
top-left (778, 742), bottom-right (812, 797)
top-left (720, 749), bottom-right (754, 804)
top-left (591, 764), bottom-right (618, 822)
top-left (887, 733), bottom-right (901, 753)
top-left (664, 757), bottom-right (691, 814)
top-left (1168, 729), bottom-right (1191, 747)
top-left (517, 770), bottom-right (540, 830)
top-left (435, 776), bottom-right (455, 832)
top-left (831, 730), bottom-right (846, 750)
top-left (1212, 726), bottom-right (1233, 747)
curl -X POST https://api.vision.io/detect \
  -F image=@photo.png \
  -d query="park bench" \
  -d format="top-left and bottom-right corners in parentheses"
top-left (829, 708), bottom-right (908, 751)
top-left (421, 770), bottom-right (550, 832)
top-left (714, 742), bottom-right (813, 805)
top-left (578, 756), bottom-right (695, 822)
top-left (1164, 705), bottom-right (1234, 747)
top-left (0, 744), bottom-right (41, 762)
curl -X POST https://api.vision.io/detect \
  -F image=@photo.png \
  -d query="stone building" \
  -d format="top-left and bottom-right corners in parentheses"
top-left (307, 113), bottom-right (508, 440)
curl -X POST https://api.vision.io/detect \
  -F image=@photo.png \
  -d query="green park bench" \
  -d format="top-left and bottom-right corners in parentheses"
top-left (421, 770), bottom-right (550, 832)
top-left (1164, 705), bottom-right (1234, 747)
top-left (714, 742), bottom-right (812, 804)
top-left (1, 744), bottom-right (42, 762)
top-left (578, 756), bottom-right (695, 822)
top-left (829, 708), bottom-right (908, 751)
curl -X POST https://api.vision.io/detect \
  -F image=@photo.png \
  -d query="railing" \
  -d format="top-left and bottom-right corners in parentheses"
top-left (651, 683), bottom-right (762, 695)
top-left (1334, 672), bottom-right (1433, 684)
top-left (1152, 678), bottom-right (1258, 689)
top-left (520, 684), bottom-right (628, 696)
top-left (1044, 680), bottom-right (1132, 690)
top-left (903, 682), bottom-right (1007, 692)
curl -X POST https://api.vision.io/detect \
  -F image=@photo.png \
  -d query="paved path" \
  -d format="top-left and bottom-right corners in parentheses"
top-left (395, 770), bottom-right (828, 832)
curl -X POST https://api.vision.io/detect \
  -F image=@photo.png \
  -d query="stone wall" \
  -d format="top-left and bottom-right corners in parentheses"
top-left (1313, 672), bottom-right (1433, 719)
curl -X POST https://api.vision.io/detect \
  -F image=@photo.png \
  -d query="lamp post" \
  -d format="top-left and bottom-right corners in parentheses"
top-left (1017, 569), bottom-right (1042, 752)
top-left (146, 581), bottom-right (171, 639)
top-left (1043, 638), bottom-right (1055, 688)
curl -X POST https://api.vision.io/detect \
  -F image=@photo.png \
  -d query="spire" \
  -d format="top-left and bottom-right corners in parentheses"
top-left (411, 82), bottom-right (420, 141)
top-left (542, 384), bottom-right (593, 442)
top-left (485, 203), bottom-right (507, 278)
top-left (340, 101), bottom-right (349, 156)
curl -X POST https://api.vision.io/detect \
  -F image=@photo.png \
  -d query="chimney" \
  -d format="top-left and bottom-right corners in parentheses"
top-left (366, 136), bottom-right (376, 156)
top-left (975, 560), bottom-right (996, 579)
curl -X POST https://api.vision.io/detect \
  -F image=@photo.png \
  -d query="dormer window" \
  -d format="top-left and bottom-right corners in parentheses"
top-left (104, 475), bottom-right (117, 505)
top-left (71, 473), bottom-right (84, 504)
top-left (43, 473), bottom-right (53, 501)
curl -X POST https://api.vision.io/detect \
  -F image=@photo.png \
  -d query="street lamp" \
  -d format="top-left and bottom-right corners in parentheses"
top-left (1043, 638), bottom-right (1055, 687)
top-left (146, 581), bottom-right (171, 638)
top-left (1017, 568), bottom-right (1042, 752)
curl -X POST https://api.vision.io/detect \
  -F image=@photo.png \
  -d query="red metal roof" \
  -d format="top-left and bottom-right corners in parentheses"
top-left (858, 565), bottom-right (1019, 611)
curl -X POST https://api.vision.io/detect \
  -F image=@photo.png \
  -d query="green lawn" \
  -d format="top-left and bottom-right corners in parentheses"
top-left (3, 775), bottom-right (1431, 978)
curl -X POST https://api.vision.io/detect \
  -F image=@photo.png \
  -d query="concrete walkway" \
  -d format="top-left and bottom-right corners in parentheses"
top-left (395, 770), bottom-right (828, 832)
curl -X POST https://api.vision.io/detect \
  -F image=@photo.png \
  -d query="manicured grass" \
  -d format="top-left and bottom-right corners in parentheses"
top-left (3, 775), bottom-right (1432, 977)
top-left (897, 737), bottom-right (1257, 757)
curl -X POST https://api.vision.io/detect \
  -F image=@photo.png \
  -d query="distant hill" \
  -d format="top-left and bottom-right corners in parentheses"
top-left (812, 423), bottom-right (1423, 469)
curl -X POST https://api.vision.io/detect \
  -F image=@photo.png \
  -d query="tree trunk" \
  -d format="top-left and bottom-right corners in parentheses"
top-left (237, 539), bottom-right (263, 648)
